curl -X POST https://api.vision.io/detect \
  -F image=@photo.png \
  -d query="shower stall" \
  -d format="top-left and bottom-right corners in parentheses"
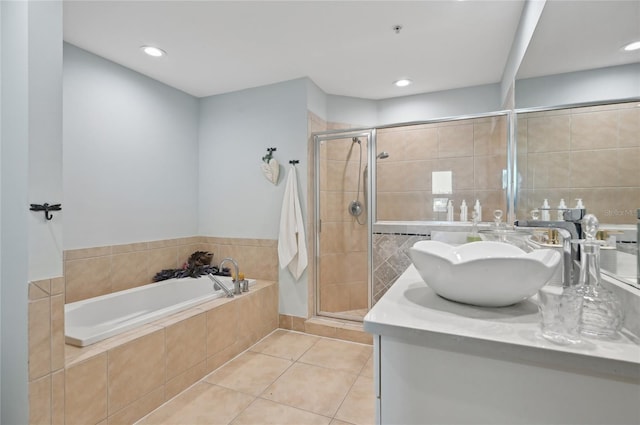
top-left (313, 113), bottom-right (510, 321)
top-left (314, 130), bottom-right (376, 321)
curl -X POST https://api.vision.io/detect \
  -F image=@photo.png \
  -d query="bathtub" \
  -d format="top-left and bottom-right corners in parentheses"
top-left (65, 275), bottom-right (255, 347)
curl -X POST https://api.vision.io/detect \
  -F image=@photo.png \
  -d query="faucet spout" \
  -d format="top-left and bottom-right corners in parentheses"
top-left (514, 208), bottom-right (586, 287)
top-left (219, 257), bottom-right (241, 295)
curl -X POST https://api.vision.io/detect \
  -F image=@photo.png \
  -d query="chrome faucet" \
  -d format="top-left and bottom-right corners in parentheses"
top-left (514, 208), bottom-right (586, 287)
top-left (218, 257), bottom-right (241, 295)
top-left (207, 274), bottom-right (234, 298)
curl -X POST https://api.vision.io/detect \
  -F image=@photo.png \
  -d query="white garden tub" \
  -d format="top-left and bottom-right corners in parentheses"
top-left (65, 275), bottom-right (255, 347)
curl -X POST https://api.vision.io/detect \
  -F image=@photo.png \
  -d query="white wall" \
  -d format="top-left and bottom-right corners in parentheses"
top-left (327, 95), bottom-right (377, 127)
top-left (198, 78), bottom-right (309, 317)
top-left (515, 63), bottom-right (640, 109)
top-left (28, 1), bottom-right (63, 281)
top-left (63, 44), bottom-right (200, 249)
top-left (1, 1), bottom-right (31, 422)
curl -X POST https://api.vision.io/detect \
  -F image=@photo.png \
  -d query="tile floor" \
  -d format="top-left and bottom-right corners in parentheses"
top-left (136, 330), bottom-right (375, 425)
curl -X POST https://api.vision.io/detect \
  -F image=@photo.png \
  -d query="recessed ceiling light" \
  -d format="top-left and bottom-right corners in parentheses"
top-left (141, 46), bottom-right (166, 57)
top-left (394, 79), bottom-right (412, 87)
top-left (623, 40), bottom-right (640, 51)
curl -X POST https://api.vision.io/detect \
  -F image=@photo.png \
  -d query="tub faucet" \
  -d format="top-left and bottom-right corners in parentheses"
top-left (207, 274), bottom-right (234, 298)
top-left (219, 257), bottom-right (241, 295)
top-left (514, 208), bottom-right (586, 287)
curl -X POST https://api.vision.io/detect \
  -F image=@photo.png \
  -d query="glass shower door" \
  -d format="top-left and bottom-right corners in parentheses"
top-left (315, 130), bottom-right (373, 321)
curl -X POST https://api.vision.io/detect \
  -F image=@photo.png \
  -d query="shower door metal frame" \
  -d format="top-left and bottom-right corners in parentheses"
top-left (313, 128), bottom-right (377, 322)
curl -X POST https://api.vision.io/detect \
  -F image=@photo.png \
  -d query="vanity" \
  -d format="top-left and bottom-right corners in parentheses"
top-left (363, 266), bottom-right (640, 425)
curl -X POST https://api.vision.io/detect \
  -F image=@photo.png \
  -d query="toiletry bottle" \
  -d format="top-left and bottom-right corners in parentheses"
top-left (460, 200), bottom-right (468, 222)
top-left (467, 212), bottom-right (482, 242)
top-left (473, 199), bottom-right (482, 222)
top-left (575, 198), bottom-right (585, 210)
top-left (557, 199), bottom-right (567, 221)
top-left (570, 214), bottom-right (624, 338)
top-left (541, 199), bottom-right (550, 221)
top-left (446, 200), bottom-right (454, 221)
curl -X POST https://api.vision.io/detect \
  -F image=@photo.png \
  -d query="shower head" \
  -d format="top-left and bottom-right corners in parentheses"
top-left (377, 152), bottom-right (390, 159)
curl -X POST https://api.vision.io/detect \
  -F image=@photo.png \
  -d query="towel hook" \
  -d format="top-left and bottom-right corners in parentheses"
top-left (289, 160), bottom-right (299, 165)
top-left (29, 203), bottom-right (62, 221)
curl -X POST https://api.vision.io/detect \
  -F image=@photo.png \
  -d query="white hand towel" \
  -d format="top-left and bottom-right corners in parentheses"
top-left (278, 165), bottom-right (308, 280)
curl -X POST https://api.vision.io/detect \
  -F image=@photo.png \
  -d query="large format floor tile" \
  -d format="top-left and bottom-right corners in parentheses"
top-left (250, 329), bottom-right (320, 361)
top-left (231, 398), bottom-right (331, 425)
top-left (136, 330), bottom-right (376, 425)
top-left (138, 383), bottom-right (254, 425)
top-left (205, 351), bottom-right (292, 396)
top-left (261, 362), bottom-right (358, 417)
top-left (298, 337), bottom-right (372, 374)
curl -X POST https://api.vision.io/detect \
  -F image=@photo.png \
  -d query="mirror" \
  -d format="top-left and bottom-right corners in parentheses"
top-left (514, 1), bottom-right (640, 287)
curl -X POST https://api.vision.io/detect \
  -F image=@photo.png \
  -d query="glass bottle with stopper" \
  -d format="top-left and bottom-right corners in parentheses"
top-left (571, 214), bottom-right (624, 339)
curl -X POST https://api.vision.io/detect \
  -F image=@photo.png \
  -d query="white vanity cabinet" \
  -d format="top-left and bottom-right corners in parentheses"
top-left (364, 266), bottom-right (640, 425)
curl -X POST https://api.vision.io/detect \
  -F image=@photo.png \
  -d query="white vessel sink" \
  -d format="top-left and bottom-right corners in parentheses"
top-left (408, 240), bottom-right (561, 307)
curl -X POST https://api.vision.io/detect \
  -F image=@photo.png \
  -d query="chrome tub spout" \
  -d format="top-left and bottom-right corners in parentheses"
top-left (208, 274), bottom-right (234, 298)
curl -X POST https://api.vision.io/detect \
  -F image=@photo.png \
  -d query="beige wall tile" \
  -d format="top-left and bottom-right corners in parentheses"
top-left (571, 110), bottom-right (618, 150)
top-left (51, 295), bottom-right (65, 372)
top-left (108, 330), bottom-right (165, 414)
top-left (320, 284), bottom-right (352, 313)
top-left (29, 298), bottom-right (51, 380)
top-left (29, 281), bottom-right (49, 301)
top-left (147, 238), bottom-right (178, 249)
top-left (112, 242), bottom-right (148, 254)
top-left (147, 247), bottom-right (178, 281)
top-left (570, 149), bottom-right (618, 188)
top-left (107, 386), bottom-right (164, 425)
top-left (437, 124), bottom-right (474, 158)
top-left (619, 108), bottom-right (640, 147)
top-left (474, 117), bottom-right (507, 156)
top-left (165, 361), bottom-right (207, 401)
top-left (278, 314), bottom-right (292, 330)
top-left (474, 154), bottom-right (507, 190)
top-left (29, 374), bottom-right (51, 425)
top-left (52, 369), bottom-right (65, 425)
top-left (527, 114), bottom-right (571, 153)
top-left (434, 157), bottom-right (475, 190)
top-left (65, 256), bottom-right (112, 303)
top-left (65, 353), bottom-right (108, 425)
top-left (206, 301), bottom-right (237, 357)
top-left (64, 246), bottom-right (111, 261)
top-left (618, 147), bottom-right (640, 187)
top-left (292, 316), bottom-right (307, 332)
top-left (526, 152), bottom-right (571, 189)
top-left (165, 313), bottom-right (206, 380)
top-left (51, 277), bottom-right (65, 296)
top-left (305, 321), bottom-right (337, 339)
top-left (205, 341), bottom-right (244, 374)
top-left (334, 326), bottom-right (373, 345)
top-left (405, 127), bottom-right (438, 160)
top-left (111, 251), bottom-right (150, 292)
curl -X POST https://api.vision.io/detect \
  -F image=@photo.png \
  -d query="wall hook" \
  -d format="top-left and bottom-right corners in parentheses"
top-left (29, 203), bottom-right (61, 221)
top-left (289, 160), bottom-right (299, 165)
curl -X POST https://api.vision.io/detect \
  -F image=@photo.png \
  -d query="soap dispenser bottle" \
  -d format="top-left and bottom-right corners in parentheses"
top-left (541, 199), bottom-right (550, 221)
top-left (460, 200), bottom-right (468, 222)
top-left (571, 214), bottom-right (624, 339)
top-left (473, 199), bottom-right (482, 222)
top-left (575, 198), bottom-right (585, 210)
top-left (557, 199), bottom-right (567, 221)
top-left (446, 200), bottom-right (454, 221)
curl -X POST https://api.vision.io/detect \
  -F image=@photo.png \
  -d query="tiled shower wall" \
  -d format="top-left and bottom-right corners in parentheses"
top-left (64, 236), bottom-right (278, 303)
top-left (318, 131), bottom-right (369, 315)
top-left (376, 115), bottom-right (508, 222)
top-left (372, 233), bottom-right (429, 303)
top-left (516, 101), bottom-right (640, 224)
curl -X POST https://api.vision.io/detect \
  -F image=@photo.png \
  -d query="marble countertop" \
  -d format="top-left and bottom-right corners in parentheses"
top-left (364, 265), bottom-right (640, 381)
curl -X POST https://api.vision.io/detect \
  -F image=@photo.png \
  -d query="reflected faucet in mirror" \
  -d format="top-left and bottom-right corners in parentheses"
top-left (514, 208), bottom-right (586, 287)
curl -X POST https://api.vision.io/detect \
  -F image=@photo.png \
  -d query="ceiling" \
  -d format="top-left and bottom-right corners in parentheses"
top-left (63, 1), bottom-right (640, 100)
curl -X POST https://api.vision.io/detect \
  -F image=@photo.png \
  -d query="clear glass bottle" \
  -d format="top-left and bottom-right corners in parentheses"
top-left (572, 214), bottom-right (624, 338)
